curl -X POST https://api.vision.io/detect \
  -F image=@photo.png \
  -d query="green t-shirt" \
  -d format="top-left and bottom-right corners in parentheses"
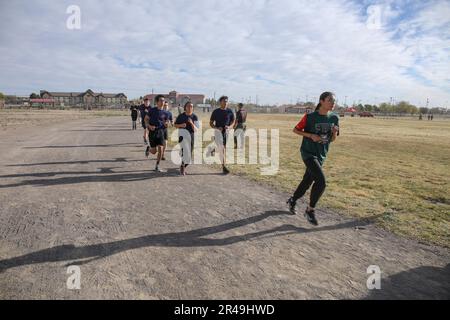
top-left (295, 111), bottom-right (339, 164)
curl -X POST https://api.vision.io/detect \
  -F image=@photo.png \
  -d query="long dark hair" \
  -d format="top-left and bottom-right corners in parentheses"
top-left (315, 92), bottom-right (335, 111)
top-left (184, 101), bottom-right (193, 110)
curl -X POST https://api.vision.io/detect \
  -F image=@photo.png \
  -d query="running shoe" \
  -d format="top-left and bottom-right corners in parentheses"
top-left (286, 197), bottom-right (297, 215)
top-left (304, 208), bottom-right (318, 226)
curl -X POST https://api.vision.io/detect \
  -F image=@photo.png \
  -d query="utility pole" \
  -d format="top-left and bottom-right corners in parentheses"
top-left (344, 96), bottom-right (347, 107)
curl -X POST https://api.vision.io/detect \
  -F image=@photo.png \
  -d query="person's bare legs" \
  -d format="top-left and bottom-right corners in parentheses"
top-left (219, 143), bottom-right (229, 174)
top-left (162, 140), bottom-right (167, 160)
top-left (155, 145), bottom-right (163, 171)
top-left (143, 127), bottom-right (148, 143)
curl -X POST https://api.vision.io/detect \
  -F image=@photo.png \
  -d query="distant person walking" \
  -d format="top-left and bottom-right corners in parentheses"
top-left (287, 92), bottom-right (340, 226)
top-left (210, 96), bottom-right (235, 174)
top-left (233, 103), bottom-right (247, 149)
top-left (130, 105), bottom-right (138, 130)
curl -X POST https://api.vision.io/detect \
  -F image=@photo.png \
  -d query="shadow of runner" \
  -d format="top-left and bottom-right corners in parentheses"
top-left (0, 169), bottom-right (184, 188)
top-left (365, 264), bottom-right (450, 299)
top-left (64, 129), bottom-right (133, 132)
top-left (23, 143), bottom-right (141, 149)
top-left (0, 211), bottom-right (378, 273)
top-left (6, 158), bottom-right (146, 167)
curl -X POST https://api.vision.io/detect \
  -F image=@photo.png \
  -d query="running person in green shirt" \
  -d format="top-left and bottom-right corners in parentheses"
top-left (287, 92), bottom-right (340, 225)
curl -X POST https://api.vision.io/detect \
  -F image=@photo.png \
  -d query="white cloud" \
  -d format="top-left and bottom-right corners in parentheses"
top-left (0, 0), bottom-right (449, 107)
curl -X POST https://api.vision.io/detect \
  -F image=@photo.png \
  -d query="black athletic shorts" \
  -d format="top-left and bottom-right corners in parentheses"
top-left (148, 128), bottom-right (165, 148)
top-left (141, 119), bottom-right (146, 129)
top-left (163, 128), bottom-right (169, 141)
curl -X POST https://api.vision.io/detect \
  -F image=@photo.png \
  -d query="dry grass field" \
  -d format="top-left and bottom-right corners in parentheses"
top-left (196, 113), bottom-right (450, 247)
top-left (0, 108), bottom-right (128, 130)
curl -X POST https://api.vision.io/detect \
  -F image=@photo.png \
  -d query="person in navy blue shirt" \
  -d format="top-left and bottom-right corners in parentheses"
top-left (210, 95), bottom-right (235, 174)
top-left (175, 101), bottom-right (199, 175)
top-left (144, 95), bottom-right (171, 172)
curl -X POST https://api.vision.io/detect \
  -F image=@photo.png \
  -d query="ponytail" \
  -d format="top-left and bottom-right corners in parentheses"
top-left (315, 91), bottom-right (335, 112)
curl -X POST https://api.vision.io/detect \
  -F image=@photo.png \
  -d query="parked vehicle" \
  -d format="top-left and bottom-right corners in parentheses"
top-left (359, 111), bottom-right (374, 117)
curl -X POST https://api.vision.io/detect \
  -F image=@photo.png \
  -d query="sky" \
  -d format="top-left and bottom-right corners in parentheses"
top-left (0, 0), bottom-right (449, 107)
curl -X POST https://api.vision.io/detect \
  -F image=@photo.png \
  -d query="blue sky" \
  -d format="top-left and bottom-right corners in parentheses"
top-left (0, 0), bottom-right (449, 106)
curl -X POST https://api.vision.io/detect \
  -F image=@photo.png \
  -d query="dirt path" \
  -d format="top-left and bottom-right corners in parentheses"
top-left (0, 116), bottom-right (448, 299)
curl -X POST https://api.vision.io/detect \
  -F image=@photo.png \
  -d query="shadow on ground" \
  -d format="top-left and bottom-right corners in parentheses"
top-left (365, 264), bottom-right (450, 299)
top-left (0, 211), bottom-right (379, 273)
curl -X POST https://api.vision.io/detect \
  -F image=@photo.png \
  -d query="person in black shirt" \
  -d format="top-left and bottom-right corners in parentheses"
top-left (130, 105), bottom-right (138, 130)
top-left (174, 102), bottom-right (199, 175)
top-left (144, 95), bottom-right (171, 172)
top-left (139, 98), bottom-right (151, 144)
top-left (210, 96), bottom-right (235, 174)
top-left (233, 103), bottom-right (247, 149)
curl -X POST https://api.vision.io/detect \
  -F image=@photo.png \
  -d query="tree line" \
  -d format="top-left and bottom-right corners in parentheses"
top-left (350, 101), bottom-right (447, 115)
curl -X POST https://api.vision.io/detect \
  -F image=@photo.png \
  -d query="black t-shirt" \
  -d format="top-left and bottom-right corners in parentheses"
top-left (175, 113), bottom-right (198, 134)
top-left (139, 104), bottom-right (150, 120)
top-left (236, 109), bottom-right (247, 124)
top-left (210, 108), bottom-right (235, 128)
top-left (131, 108), bottom-right (138, 118)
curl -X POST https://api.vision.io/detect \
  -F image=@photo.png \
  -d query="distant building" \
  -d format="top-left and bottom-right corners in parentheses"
top-left (144, 90), bottom-right (205, 108)
top-left (196, 103), bottom-right (212, 112)
top-left (284, 105), bottom-right (313, 114)
top-left (40, 89), bottom-right (127, 107)
top-left (5, 95), bottom-right (30, 105)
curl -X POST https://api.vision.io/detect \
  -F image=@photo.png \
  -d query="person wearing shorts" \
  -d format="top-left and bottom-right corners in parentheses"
top-left (144, 95), bottom-right (171, 172)
top-left (209, 95), bottom-right (235, 174)
top-left (139, 98), bottom-right (151, 145)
